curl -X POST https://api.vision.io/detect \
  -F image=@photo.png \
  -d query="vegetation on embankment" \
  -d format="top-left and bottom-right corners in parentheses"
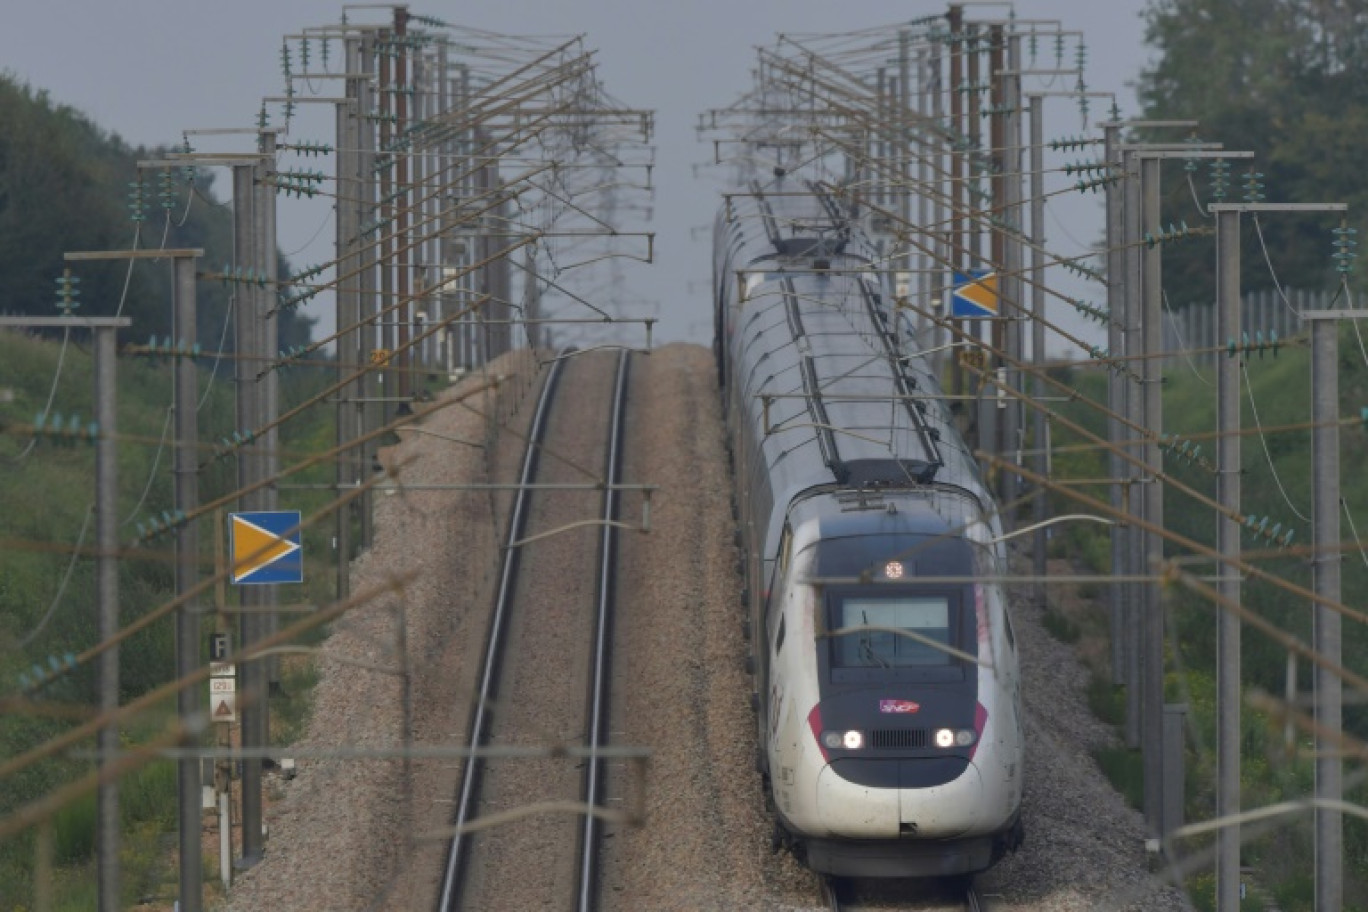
top-left (0, 72), bottom-right (335, 908)
top-left (1047, 324), bottom-right (1368, 910)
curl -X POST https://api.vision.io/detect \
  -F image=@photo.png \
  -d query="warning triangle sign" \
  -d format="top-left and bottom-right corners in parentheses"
top-left (231, 515), bottom-right (300, 583)
top-left (214, 700), bottom-right (232, 717)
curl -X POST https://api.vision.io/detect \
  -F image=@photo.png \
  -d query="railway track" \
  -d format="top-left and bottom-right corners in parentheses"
top-left (820, 875), bottom-right (986, 912)
top-left (436, 349), bottom-right (631, 911)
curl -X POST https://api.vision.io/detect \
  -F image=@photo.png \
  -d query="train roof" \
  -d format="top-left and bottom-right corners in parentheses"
top-left (722, 177), bottom-right (1001, 554)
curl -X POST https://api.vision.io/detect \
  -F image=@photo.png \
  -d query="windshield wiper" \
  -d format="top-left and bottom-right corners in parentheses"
top-left (858, 609), bottom-right (890, 668)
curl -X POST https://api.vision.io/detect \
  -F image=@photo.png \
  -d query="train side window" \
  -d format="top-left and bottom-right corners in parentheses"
top-left (775, 614), bottom-right (786, 654)
top-left (763, 524), bottom-right (793, 631)
top-left (1004, 607), bottom-right (1016, 649)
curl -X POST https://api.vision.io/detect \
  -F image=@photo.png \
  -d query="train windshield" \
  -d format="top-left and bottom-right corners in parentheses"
top-left (833, 596), bottom-right (952, 668)
top-left (824, 587), bottom-right (971, 684)
top-left (809, 528), bottom-right (983, 684)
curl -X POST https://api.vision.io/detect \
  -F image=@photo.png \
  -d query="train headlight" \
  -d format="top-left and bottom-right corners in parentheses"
top-left (883, 560), bottom-right (904, 580)
top-left (935, 728), bottom-right (977, 748)
top-left (821, 730), bottom-right (865, 750)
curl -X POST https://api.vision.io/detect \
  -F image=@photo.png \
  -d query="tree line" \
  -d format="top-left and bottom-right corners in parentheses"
top-left (0, 74), bottom-right (314, 349)
top-left (1137, 0), bottom-right (1368, 306)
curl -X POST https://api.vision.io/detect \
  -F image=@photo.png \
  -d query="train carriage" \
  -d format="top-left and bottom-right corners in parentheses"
top-left (715, 175), bottom-right (1025, 878)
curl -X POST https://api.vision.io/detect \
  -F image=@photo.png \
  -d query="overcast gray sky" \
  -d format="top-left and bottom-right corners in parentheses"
top-left (0, 0), bottom-right (1155, 350)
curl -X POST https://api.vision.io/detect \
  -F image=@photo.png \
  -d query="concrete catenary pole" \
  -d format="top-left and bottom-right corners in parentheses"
top-left (1121, 141), bottom-right (1236, 761)
top-left (1139, 154), bottom-right (1250, 844)
top-left (233, 160), bottom-right (266, 867)
top-left (378, 24), bottom-right (396, 412)
top-left (914, 41), bottom-right (930, 338)
top-left (359, 33), bottom-right (379, 549)
top-left (1000, 32), bottom-right (1023, 506)
top-left (947, 5), bottom-right (965, 400)
top-left (172, 253), bottom-right (203, 912)
top-left (971, 25), bottom-right (991, 460)
top-left (1139, 153), bottom-right (1165, 839)
top-left (0, 312), bottom-right (124, 910)
top-left (256, 131), bottom-right (281, 696)
top-left (94, 322), bottom-right (121, 912)
top-left (1310, 308), bottom-right (1343, 912)
top-left (1121, 147), bottom-right (1143, 749)
top-left (1214, 206), bottom-right (1242, 912)
top-left (335, 37), bottom-right (363, 600)
top-left (1103, 122), bottom-right (1127, 686)
top-left (898, 31), bottom-right (916, 330)
top-left (1029, 94), bottom-right (1047, 606)
top-left (929, 36), bottom-right (946, 370)
top-left (395, 6), bottom-right (413, 401)
top-left (1237, 201), bottom-right (1351, 912)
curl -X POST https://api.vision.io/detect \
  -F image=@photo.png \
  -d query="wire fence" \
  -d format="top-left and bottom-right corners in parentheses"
top-left (1163, 287), bottom-right (1330, 364)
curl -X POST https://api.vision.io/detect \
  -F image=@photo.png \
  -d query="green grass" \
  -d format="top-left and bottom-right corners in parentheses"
top-left (1041, 607), bottom-right (1081, 643)
top-left (273, 658), bottom-right (320, 745)
top-left (1093, 745), bottom-right (1144, 811)
top-left (1049, 332), bottom-right (1368, 909)
top-left (1184, 871), bottom-right (1271, 912)
top-left (1086, 675), bottom-right (1126, 726)
top-left (0, 329), bottom-right (343, 906)
top-left (52, 793), bottom-right (94, 865)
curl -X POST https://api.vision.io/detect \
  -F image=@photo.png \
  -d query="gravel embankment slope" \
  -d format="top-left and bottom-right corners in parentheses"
top-left (977, 552), bottom-right (1189, 911)
top-left (218, 344), bottom-right (1192, 911)
top-left (221, 350), bottom-right (541, 912)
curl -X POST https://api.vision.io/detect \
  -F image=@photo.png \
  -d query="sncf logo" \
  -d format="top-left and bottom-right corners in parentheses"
top-left (879, 699), bottom-right (920, 714)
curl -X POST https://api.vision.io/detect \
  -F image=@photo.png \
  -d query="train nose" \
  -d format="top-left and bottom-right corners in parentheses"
top-left (814, 760), bottom-right (983, 839)
top-left (814, 762), bottom-right (900, 838)
top-left (898, 760), bottom-right (981, 837)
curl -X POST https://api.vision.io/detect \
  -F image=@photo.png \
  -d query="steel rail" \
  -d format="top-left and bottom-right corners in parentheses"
top-left (576, 348), bottom-right (631, 911)
top-left (436, 354), bottom-right (566, 911)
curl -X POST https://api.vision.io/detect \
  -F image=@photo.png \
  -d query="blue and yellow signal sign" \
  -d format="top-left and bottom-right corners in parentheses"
top-left (951, 270), bottom-right (998, 318)
top-left (229, 511), bottom-right (303, 585)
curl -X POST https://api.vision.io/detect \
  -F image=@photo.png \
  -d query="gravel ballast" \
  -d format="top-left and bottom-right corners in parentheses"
top-left (217, 344), bottom-right (1194, 911)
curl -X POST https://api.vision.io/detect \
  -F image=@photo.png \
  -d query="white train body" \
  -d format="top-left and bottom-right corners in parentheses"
top-left (714, 177), bottom-right (1025, 878)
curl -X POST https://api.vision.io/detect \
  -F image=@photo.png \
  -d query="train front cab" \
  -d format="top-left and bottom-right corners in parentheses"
top-left (766, 504), bottom-right (1023, 878)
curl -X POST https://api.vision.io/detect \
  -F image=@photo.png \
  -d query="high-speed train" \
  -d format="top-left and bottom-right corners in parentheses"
top-left (714, 174), bottom-right (1025, 878)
